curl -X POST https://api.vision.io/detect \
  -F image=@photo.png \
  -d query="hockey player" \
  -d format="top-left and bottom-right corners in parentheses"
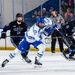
top-left (62, 20), bottom-right (75, 60)
top-left (1, 17), bottom-right (57, 67)
top-left (1, 13), bottom-right (31, 63)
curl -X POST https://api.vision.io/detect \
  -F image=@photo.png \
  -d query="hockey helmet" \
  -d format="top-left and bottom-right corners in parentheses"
top-left (37, 17), bottom-right (44, 23)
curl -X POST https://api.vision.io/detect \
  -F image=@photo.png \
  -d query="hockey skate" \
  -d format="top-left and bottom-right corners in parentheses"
top-left (22, 56), bottom-right (32, 64)
top-left (1, 59), bottom-right (9, 67)
top-left (68, 56), bottom-right (75, 61)
top-left (34, 57), bottom-right (42, 68)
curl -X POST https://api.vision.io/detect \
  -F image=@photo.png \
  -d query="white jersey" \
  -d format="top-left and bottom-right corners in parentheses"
top-left (25, 18), bottom-right (52, 43)
top-left (25, 24), bottom-right (44, 43)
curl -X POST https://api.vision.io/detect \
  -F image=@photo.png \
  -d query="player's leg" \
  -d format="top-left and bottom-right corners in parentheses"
top-left (63, 37), bottom-right (75, 57)
top-left (32, 41), bottom-right (46, 65)
top-left (1, 37), bottom-right (30, 67)
top-left (55, 28), bottom-right (75, 60)
top-left (11, 38), bottom-right (31, 63)
top-left (17, 38), bottom-right (31, 63)
top-left (21, 45), bottom-right (32, 63)
top-left (59, 35), bottom-right (74, 59)
top-left (35, 44), bottom-right (45, 65)
top-left (1, 48), bottom-right (20, 67)
top-left (63, 44), bottom-right (75, 60)
top-left (68, 44), bottom-right (75, 60)
top-left (10, 38), bottom-right (18, 47)
top-left (69, 37), bottom-right (75, 60)
top-left (21, 50), bottom-right (32, 63)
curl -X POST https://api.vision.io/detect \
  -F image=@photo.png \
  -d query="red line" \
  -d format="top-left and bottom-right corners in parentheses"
top-left (5, 38), bottom-right (6, 50)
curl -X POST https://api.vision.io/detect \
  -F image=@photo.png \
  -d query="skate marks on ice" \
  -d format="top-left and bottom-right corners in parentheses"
top-left (0, 61), bottom-right (75, 75)
top-left (0, 51), bottom-right (75, 75)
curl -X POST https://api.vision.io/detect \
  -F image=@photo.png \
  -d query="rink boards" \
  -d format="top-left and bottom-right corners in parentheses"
top-left (0, 29), bottom-right (69, 52)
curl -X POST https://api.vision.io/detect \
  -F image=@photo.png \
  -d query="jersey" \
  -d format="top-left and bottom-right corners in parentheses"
top-left (2, 20), bottom-right (27, 40)
top-left (25, 18), bottom-right (57, 43)
top-left (25, 23), bottom-right (44, 43)
top-left (62, 21), bottom-right (75, 36)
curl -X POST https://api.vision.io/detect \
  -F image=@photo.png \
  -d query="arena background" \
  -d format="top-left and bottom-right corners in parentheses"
top-left (0, 0), bottom-right (74, 51)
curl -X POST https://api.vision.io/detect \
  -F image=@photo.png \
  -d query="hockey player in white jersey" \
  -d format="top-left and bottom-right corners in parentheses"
top-left (1, 17), bottom-right (57, 67)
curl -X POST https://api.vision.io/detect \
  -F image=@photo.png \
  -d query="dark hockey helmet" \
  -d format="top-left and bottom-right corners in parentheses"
top-left (16, 13), bottom-right (23, 18)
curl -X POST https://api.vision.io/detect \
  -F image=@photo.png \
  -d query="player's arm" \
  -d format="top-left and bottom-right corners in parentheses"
top-left (43, 23), bottom-right (57, 36)
top-left (1, 23), bottom-right (11, 39)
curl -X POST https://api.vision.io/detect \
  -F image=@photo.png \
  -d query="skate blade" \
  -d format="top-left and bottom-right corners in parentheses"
top-left (34, 64), bottom-right (42, 68)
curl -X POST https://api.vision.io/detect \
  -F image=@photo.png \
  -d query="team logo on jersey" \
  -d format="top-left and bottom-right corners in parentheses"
top-left (13, 25), bottom-right (16, 27)
top-left (34, 30), bottom-right (37, 35)
top-left (13, 27), bottom-right (23, 35)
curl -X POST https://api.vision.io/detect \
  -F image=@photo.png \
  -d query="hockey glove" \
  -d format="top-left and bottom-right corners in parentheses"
top-left (1, 32), bottom-right (6, 39)
top-left (52, 24), bottom-right (57, 29)
top-left (43, 24), bottom-right (57, 36)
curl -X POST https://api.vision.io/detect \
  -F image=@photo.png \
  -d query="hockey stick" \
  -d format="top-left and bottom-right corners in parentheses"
top-left (55, 28), bottom-right (75, 52)
top-left (55, 28), bottom-right (71, 47)
top-left (0, 36), bottom-right (24, 41)
top-left (44, 27), bottom-right (73, 46)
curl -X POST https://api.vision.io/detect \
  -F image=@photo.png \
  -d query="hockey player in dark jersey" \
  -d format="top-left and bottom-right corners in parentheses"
top-left (1, 13), bottom-right (31, 63)
top-left (62, 20), bottom-right (75, 60)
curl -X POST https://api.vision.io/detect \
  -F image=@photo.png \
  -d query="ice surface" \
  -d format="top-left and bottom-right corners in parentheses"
top-left (0, 51), bottom-right (75, 75)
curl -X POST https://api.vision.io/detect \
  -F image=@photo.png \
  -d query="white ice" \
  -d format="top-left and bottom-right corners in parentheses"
top-left (0, 51), bottom-right (75, 75)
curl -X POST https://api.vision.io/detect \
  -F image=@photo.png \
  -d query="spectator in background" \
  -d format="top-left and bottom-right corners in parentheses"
top-left (50, 8), bottom-right (64, 53)
top-left (42, 8), bottom-right (48, 18)
top-left (64, 8), bottom-right (74, 23)
top-left (48, 7), bottom-right (54, 17)
top-left (37, 10), bottom-right (41, 18)
top-left (32, 10), bottom-right (38, 23)
top-left (61, 1), bottom-right (68, 17)
top-left (32, 11), bottom-right (38, 18)
top-left (68, 0), bottom-right (74, 12)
